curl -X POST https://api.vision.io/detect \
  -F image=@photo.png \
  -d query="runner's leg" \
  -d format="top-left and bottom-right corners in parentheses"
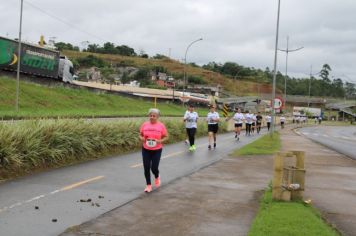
top-left (150, 149), bottom-right (162, 179)
top-left (142, 148), bottom-right (152, 185)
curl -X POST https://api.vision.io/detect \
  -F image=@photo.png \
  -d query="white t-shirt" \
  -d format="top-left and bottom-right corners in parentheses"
top-left (280, 116), bottom-right (286, 122)
top-left (207, 112), bottom-right (220, 125)
top-left (266, 115), bottom-right (272, 123)
top-left (233, 113), bottom-right (244, 124)
top-left (184, 111), bottom-right (199, 128)
top-left (245, 113), bottom-right (253, 124)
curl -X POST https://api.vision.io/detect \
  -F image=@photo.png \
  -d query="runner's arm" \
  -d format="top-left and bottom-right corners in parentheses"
top-left (157, 134), bottom-right (169, 144)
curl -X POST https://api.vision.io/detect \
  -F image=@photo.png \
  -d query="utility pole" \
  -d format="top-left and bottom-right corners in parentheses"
top-left (271, 0), bottom-right (281, 135)
top-left (16, 0), bottom-right (24, 112)
top-left (278, 36), bottom-right (303, 106)
top-left (308, 65), bottom-right (312, 108)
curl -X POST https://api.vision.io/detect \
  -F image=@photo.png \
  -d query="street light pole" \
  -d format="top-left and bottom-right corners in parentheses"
top-left (278, 36), bottom-right (303, 106)
top-left (15, 0), bottom-right (24, 112)
top-left (183, 38), bottom-right (203, 106)
top-left (271, 0), bottom-right (281, 135)
top-left (308, 65), bottom-right (312, 108)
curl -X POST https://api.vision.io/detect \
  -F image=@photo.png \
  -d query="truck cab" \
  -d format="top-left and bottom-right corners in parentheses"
top-left (58, 56), bottom-right (74, 83)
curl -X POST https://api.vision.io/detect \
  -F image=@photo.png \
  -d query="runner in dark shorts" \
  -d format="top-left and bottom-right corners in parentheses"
top-left (206, 105), bottom-right (220, 149)
top-left (256, 112), bottom-right (263, 134)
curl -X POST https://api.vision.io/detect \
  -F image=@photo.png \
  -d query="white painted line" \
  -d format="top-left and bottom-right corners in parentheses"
top-left (0, 176), bottom-right (104, 214)
top-left (50, 190), bottom-right (60, 195)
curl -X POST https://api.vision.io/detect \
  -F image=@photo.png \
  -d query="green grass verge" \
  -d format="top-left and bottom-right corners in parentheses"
top-left (0, 119), bottom-right (227, 180)
top-left (248, 186), bottom-right (339, 236)
top-left (232, 132), bottom-right (281, 156)
top-left (0, 76), bottom-right (211, 118)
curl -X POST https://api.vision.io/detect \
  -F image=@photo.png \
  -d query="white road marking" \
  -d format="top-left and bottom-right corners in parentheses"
top-left (0, 176), bottom-right (104, 214)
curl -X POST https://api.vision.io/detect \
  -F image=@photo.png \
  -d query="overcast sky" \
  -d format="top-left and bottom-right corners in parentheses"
top-left (1, 0), bottom-right (356, 83)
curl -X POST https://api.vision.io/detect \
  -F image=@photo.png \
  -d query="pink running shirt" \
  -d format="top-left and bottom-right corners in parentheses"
top-left (140, 121), bottom-right (168, 150)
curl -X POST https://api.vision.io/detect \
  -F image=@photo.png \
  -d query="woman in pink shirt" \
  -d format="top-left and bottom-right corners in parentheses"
top-left (139, 108), bottom-right (169, 193)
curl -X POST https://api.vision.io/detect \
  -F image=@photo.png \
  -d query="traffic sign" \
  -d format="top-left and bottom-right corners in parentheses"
top-left (273, 97), bottom-right (283, 109)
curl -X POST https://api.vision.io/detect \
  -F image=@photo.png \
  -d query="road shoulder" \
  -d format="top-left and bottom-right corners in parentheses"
top-left (61, 154), bottom-right (273, 236)
top-left (281, 128), bottom-right (356, 236)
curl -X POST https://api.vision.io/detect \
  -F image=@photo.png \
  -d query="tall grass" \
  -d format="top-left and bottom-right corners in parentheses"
top-left (0, 119), bottom-right (227, 179)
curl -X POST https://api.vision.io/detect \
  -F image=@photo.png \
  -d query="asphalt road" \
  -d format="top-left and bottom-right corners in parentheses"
top-left (0, 129), bottom-right (268, 236)
top-left (298, 125), bottom-right (356, 159)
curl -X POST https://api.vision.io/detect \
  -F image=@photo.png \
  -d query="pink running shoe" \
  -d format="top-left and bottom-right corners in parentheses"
top-left (154, 176), bottom-right (161, 188)
top-left (144, 185), bottom-right (152, 193)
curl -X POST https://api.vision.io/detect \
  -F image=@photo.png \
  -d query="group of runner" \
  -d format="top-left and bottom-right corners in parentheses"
top-left (138, 105), bottom-right (286, 193)
top-left (227, 108), bottom-right (266, 138)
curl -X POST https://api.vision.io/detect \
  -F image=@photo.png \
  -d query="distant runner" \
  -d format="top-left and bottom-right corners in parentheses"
top-left (183, 108), bottom-right (190, 145)
top-left (206, 105), bottom-right (220, 149)
top-left (256, 112), bottom-right (263, 134)
top-left (245, 111), bottom-right (253, 136)
top-left (183, 104), bottom-right (199, 151)
top-left (139, 108), bottom-right (169, 193)
top-left (227, 107), bottom-right (244, 141)
top-left (251, 113), bottom-right (256, 134)
top-left (265, 114), bottom-right (272, 131)
top-left (280, 115), bottom-right (286, 129)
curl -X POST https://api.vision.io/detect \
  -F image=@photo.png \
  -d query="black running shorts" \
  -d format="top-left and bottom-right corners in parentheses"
top-left (234, 123), bottom-right (243, 128)
top-left (208, 124), bottom-right (219, 133)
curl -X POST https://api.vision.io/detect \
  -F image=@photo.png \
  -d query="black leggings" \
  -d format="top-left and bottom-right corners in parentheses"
top-left (142, 148), bottom-right (162, 185)
top-left (257, 123), bottom-right (261, 133)
top-left (186, 128), bottom-right (196, 146)
top-left (267, 122), bottom-right (271, 131)
top-left (246, 124), bottom-right (251, 135)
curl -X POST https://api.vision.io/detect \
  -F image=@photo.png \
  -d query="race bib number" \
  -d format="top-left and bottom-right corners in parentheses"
top-left (146, 139), bottom-right (157, 148)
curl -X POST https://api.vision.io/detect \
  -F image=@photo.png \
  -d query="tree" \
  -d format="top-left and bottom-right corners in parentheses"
top-left (152, 54), bottom-right (168, 59)
top-left (345, 82), bottom-right (356, 99)
top-left (320, 64), bottom-right (331, 83)
top-left (115, 45), bottom-right (136, 56)
top-left (87, 44), bottom-right (100, 53)
top-left (331, 78), bottom-right (344, 97)
top-left (121, 72), bottom-right (131, 84)
top-left (55, 42), bottom-right (79, 51)
top-left (103, 42), bottom-right (116, 54)
top-left (133, 68), bottom-right (151, 86)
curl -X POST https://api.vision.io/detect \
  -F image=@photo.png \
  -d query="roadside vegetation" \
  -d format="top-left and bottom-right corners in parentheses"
top-left (0, 119), bottom-right (227, 180)
top-left (232, 132), bottom-right (281, 156)
top-left (0, 76), bottom-right (212, 119)
top-left (248, 185), bottom-right (339, 236)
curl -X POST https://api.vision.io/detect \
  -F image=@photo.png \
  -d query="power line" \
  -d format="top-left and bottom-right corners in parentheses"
top-left (24, 0), bottom-right (106, 42)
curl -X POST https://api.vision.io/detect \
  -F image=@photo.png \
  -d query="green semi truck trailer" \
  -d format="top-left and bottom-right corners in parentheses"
top-left (0, 36), bottom-right (74, 83)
